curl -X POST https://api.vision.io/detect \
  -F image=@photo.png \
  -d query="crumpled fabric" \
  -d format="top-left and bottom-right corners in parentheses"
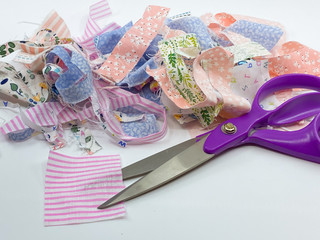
top-left (118, 34), bottom-right (163, 88)
top-left (98, 5), bottom-right (170, 83)
top-left (151, 10), bottom-right (320, 129)
top-left (231, 59), bottom-right (270, 104)
top-left (151, 33), bottom-right (223, 127)
top-left (95, 21), bottom-right (133, 55)
top-left (225, 20), bottom-right (284, 51)
top-left (13, 11), bottom-right (72, 72)
top-left (3, 1), bottom-right (320, 147)
top-left (0, 62), bottom-right (49, 106)
top-left (74, 0), bottom-right (120, 54)
top-left (121, 113), bottom-right (159, 138)
top-left (43, 46), bottom-right (93, 104)
top-left (166, 16), bottom-right (217, 50)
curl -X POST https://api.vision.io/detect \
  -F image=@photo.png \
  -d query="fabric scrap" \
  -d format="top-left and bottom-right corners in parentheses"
top-left (74, 0), bottom-right (120, 53)
top-left (44, 46), bottom-right (93, 104)
top-left (225, 20), bottom-right (283, 51)
top-left (93, 79), bottom-right (167, 144)
top-left (157, 34), bottom-right (223, 127)
top-left (0, 62), bottom-right (49, 106)
top-left (98, 5), bottom-right (170, 82)
top-left (231, 59), bottom-right (270, 104)
top-left (194, 46), bottom-right (251, 119)
top-left (269, 41), bottom-right (320, 77)
top-left (95, 22), bottom-right (133, 55)
top-left (118, 34), bottom-right (163, 88)
top-left (166, 16), bottom-right (217, 50)
top-left (225, 41), bottom-right (271, 64)
top-left (44, 151), bottom-right (125, 226)
top-left (71, 125), bottom-right (102, 155)
top-left (121, 113), bottom-right (159, 138)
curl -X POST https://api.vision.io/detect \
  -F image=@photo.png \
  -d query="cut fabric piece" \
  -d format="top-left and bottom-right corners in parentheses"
top-left (156, 34), bottom-right (223, 127)
top-left (166, 16), bottom-right (216, 50)
top-left (194, 47), bottom-right (251, 119)
top-left (0, 101), bottom-right (96, 147)
top-left (0, 62), bottom-right (49, 106)
top-left (268, 41), bottom-right (320, 77)
top-left (44, 46), bottom-right (93, 104)
top-left (44, 151), bottom-right (125, 226)
top-left (119, 58), bottom-right (158, 88)
top-left (13, 11), bottom-right (73, 71)
top-left (225, 41), bottom-right (271, 64)
top-left (147, 66), bottom-right (192, 109)
top-left (98, 5), bottom-right (170, 82)
top-left (214, 12), bottom-right (237, 27)
top-left (30, 10), bottom-right (71, 42)
top-left (121, 113), bottom-right (159, 138)
top-left (231, 59), bottom-right (270, 104)
top-left (93, 79), bottom-right (167, 145)
top-left (158, 34), bottom-right (204, 105)
top-left (117, 34), bottom-right (163, 88)
top-left (95, 22), bottom-right (133, 55)
top-left (71, 125), bottom-right (102, 155)
top-left (74, 0), bottom-right (121, 53)
top-left (225, 20), bottom-right (283, 51)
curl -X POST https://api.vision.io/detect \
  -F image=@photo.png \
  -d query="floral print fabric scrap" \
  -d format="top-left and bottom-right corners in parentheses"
top-left (158, 34), bottom-right (222, 127)
top-left (0, 62), bottom-right (49, 106)
top-left (98, 5), bottom-right (170, 82)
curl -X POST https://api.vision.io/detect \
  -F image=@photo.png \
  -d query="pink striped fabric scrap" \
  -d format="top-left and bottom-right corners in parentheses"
top-left (74, 0), bottom-right (121, 52)
top-left (44, 151), bottom-right (126, 226)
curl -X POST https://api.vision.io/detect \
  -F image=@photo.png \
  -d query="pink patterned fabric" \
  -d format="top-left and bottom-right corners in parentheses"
top-left (98, 5), bottom-right (170, 82)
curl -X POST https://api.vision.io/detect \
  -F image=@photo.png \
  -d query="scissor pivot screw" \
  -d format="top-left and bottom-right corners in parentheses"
top-left (221, 122), bottom-right (237, 134)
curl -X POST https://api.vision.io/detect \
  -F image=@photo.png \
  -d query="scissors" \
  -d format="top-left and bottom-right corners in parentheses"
top-left (98, 73), bottom-right (320, 209)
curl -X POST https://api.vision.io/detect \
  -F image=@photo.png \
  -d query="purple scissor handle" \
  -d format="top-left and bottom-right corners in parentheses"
top-left (203, 73), bottom-right (320, 163)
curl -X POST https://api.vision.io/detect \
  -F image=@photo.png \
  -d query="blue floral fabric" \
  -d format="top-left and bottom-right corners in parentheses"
top-left (121, 114), bottom-right (159, 138)
top-left (95, 21), bottom-right (133, 55)
top-left (45, 46), bottom-right (93, 104)
top-left (166, 16), bottom-right (216, 50)
top-left (225, 20), bottom-right (283, 51)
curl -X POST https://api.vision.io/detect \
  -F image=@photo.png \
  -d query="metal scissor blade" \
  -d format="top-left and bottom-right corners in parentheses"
top-left (122, 137), bottom-right (200, 180)
top-left (98, 137), bottom-right (213, 209)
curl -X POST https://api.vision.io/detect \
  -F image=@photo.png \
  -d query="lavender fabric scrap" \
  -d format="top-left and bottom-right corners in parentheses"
top-left (94, 21), bottom-right (133, 55)
top-left (166, 16), bottom-right (216, 50)
top-left (8, 128), bottom-right (34, 141)
top-left (45, 46), bottom-right (93, 104)
top-left (225, 20), bottom-right (283, 51)
top-left (119, 58), bottom-right (158, 87)
top-left (121, 114), bottom-right (159, 138)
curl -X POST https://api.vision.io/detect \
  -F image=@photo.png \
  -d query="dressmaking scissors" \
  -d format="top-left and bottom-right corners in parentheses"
top-left (98, 73), bottom-right (320, 209)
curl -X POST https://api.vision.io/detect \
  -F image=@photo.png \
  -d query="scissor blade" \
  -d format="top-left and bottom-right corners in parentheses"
top-left (98, 137), bottom-right (213, 209)
top-left (122, 137), bottom-right (199, 180)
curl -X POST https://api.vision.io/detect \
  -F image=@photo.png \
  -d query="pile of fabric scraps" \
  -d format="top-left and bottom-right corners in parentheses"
top-left (1, 1), bottom-right (320, 151)
top-left (1, 0), bottom-right (320, 226)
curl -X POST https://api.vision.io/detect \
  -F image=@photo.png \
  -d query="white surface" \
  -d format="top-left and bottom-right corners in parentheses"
top-left (1, 0), bottom-right (320, 239)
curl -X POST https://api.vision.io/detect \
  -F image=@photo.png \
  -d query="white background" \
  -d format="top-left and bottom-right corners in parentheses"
top-left (1, 0), bottom-right (320, 239)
